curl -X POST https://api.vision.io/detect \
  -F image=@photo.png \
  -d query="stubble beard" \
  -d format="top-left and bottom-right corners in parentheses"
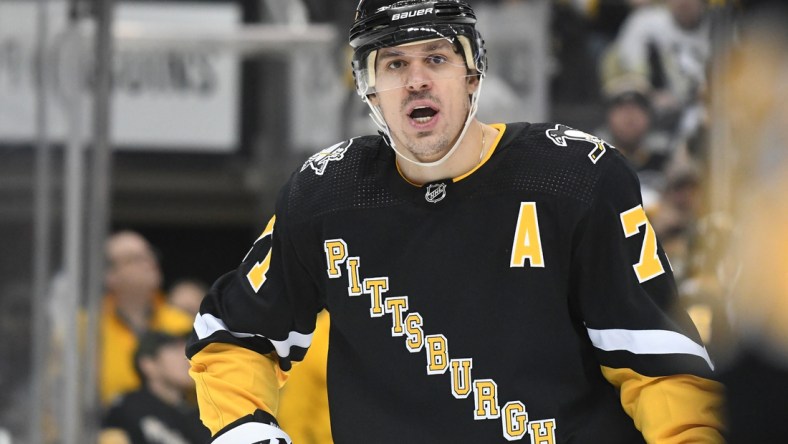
top-left (388, 91), bottom-right (468, 163)
top-left (406, 131), bottom-right (452, 162)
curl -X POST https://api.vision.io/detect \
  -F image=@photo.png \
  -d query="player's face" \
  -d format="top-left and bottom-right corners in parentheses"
top-left (369, 39), bottom-right (478, 162)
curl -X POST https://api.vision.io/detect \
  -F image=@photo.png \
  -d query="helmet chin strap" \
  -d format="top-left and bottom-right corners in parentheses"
top-left (365, 74), bottom-right (485, 168)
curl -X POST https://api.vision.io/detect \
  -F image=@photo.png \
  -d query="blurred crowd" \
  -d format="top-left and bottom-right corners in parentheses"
top-left (98, 230), bottom-right (209, 443)
top-left (0, 0), bottom-right (785, 443)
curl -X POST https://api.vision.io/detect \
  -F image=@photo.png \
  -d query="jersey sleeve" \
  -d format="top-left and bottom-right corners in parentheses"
top-left (570, 154), bottom-right (725, 441)
top-left (276, 310), bottom-right (333, 443)
top-left (186, 180), bottom-right (324, 435)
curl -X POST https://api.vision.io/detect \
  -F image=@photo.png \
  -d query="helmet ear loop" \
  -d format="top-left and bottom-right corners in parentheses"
top-left (362, 94), bottom-right (393, 144)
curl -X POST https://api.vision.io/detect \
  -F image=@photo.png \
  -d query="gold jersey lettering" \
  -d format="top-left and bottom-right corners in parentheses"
top-left (384, 296), bottom-right (409, 336)
top-left (501, 401), bottom-right (528, 441)
top-left (404, 312), bottom-right (424, 353)
top-left (362, 277), bottom-right (389, 317)
top-left (425, 334), bottom-right (449, 375)
top-left (245, 215), bottom-right (276, 292)
top-left (510, 202), bottom-right (545, 268)
top-left (620, 204), bottom-right (665, 282)
top-left (346, 256), bottom-right (362, 296)
top-left (324, 239), bottom-right (348, 278)
top-left (338, 239), bottom-right (559, 442)
top-left (449, 358), bottom-right (473, 399)
top-left (473, 379), bottom-right (500, 420)
top-left (529, 419), bottom-right (557, 444)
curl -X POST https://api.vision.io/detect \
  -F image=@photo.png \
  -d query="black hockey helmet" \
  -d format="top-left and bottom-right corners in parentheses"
top-left (349, 0), bottom-right (487, 96)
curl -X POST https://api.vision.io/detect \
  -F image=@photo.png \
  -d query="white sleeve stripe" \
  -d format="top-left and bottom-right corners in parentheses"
top-left (193, 313), bottom-right (314, 359)
top-left (586, 327), bottom-right (714, 371)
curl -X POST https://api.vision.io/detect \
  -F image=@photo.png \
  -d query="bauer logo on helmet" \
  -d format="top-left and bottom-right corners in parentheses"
top-left (392, 8), bottom-right (434, 21)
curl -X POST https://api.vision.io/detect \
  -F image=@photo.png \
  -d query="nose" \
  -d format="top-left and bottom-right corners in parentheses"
top-left (405, 62), bottom-right (432, 91)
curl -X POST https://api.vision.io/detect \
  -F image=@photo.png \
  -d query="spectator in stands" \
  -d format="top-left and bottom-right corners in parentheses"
top-left (100, 230), bottom-right (193, 405)
top-left (597, 78), bottom-right (669, 208)
top-left (168, 279), bottom-right (208, 318)
top-left (646, 158), bottom-right (705, 307)
top-left (100, 331), bottom-right (210, 444)
top-left (601, 0), bottom-right (710, 146)
top-left (584, 0), bottom-right (654, 58)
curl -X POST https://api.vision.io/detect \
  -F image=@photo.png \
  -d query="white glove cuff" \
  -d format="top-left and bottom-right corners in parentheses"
top-left (211, 421), bottom-right (293, 444)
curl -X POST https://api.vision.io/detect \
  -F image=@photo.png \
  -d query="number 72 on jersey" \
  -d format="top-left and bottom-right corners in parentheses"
top-left (509, 202), bottom-right (665, 283)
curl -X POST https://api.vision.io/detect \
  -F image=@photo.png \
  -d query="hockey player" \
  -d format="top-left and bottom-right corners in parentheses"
top-left (186, 1), bottom-right (725, 442)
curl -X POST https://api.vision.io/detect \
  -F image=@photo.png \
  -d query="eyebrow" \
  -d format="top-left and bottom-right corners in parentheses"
top-left (377, 41), bottom-right (454, 61)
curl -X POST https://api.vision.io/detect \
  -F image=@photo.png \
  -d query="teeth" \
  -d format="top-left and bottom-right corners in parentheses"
top-left (410, 105), bottom-right (436, 124)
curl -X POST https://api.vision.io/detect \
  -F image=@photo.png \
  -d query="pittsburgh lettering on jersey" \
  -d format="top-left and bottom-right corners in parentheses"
top-left (404, 312), bottom-right (424, 353)
top-left (384, 296), bottom-right (409, 336)
top-left (425, 334), bottom-right (449, 375)
top-left (530, 419), bottom-right (558, 444)
top-left (502, 401), bottom-right (528, 441)
top-left (324, 239), bottom-right (348, 278)
top-left (346, 257), bottom-right (363, 295)
top-left (473, 379), bottom-right (500, 420)
top-left (450, 358), bottom-right (473, 399)
top-left (322, 239), bottom-right (558, 442)
top-left (363, 277), bottom-right (389, 317)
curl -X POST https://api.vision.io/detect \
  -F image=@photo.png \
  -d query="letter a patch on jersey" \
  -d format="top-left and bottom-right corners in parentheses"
top-left (301, 139), bottom-right (354, 175)
top-left (510, 202), bottom-right (545, 268)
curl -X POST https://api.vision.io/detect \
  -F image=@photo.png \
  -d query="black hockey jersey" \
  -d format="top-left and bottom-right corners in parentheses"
top-left (187, 122), bottom-right (722, 443)
top-left (102, 388), bottom-right (210, 444)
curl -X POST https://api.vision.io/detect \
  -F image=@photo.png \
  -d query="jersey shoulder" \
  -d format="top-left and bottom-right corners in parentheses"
top-left (282, 135), bottom-right (404, 224)
top-left (296, 136), bottom-right (377, 177)
top-left (519, 122), bottom-right (619, 165)
top-left (491, 122), bottom-right (633, 206)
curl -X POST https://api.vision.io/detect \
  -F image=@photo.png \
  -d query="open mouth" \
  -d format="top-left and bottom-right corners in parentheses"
top-left (409, 106), bottom-right (439, 124)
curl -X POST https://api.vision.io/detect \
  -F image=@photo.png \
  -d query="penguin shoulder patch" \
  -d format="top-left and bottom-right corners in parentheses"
top-left (301, 138), bottom-right (355, 176)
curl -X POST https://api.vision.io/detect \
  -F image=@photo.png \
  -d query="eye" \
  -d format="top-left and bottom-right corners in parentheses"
top-left (426, 54), bottom-right (448, 65)
top-left (386, 59), bottom-right (405, 70)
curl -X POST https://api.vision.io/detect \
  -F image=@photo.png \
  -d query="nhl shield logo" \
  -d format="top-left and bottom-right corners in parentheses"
top-left (301, 139), bottom-right (354, 175)
top-left (425, 183), bottom-right (447, 203)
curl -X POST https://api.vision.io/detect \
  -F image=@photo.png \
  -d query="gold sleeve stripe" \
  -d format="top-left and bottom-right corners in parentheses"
top-left (587, 327), bottom-right (714, 370)
top-left (189, 343), bottom-right (289, 435)
top-left (600, 366), bottom-right (725, 443)
top-left (242, 215), bottom-right (276, 263)
top-left (193, 312), bottom-right (314, 360)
